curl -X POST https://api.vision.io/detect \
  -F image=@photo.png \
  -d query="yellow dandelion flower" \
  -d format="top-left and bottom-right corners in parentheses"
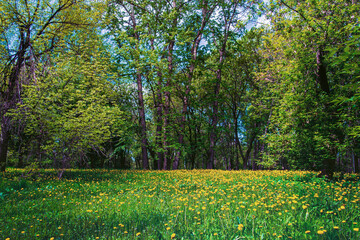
top-left (238, 224), bottom-right (244, 231)
top-left (317, 230), bottom-right (324, 234)
top-left (305, 230), bottom-right (310, 234)
top-left (354, 228), bottom-right (359, 232)
top-left (302, 205), bottom-right (307, 210)
top-left (171, 233), bottom-right (176, 239)
top-left (334, 226), bottom-right (339, 230)
top-left (214, 233), bottom-right (218, 236)
top-left (136, 232), bottom-right (141, 236)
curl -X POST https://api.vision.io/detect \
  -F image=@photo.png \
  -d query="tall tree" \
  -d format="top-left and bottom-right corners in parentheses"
top-left (0, 0), bottom-right (88, 171)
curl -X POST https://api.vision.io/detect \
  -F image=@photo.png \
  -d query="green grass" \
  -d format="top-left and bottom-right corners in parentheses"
top-left (1, 169), bottom-right (359, 239)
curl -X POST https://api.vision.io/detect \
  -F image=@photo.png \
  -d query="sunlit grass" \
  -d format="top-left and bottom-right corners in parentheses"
top-left (1, 169), bottom-right (359, 239)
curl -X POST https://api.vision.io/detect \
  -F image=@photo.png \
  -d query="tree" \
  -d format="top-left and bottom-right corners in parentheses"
top-left (256, 0), bottom-right (359, 175)
top-left (0, 0), bottom-right (91, 171)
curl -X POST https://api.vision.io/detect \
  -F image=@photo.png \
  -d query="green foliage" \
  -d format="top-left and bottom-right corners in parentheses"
top-left (255, 0), bottom-right (360, 171)
top-left (10, 28), bottom-right (126, 167)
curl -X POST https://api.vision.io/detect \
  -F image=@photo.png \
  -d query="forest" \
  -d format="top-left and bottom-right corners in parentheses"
top-left (1, 0), bottom-right (359, 177)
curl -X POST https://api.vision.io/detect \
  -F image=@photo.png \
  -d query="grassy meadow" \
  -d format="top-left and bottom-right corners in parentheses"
top-left (0, 169), bottom-right (359, 240)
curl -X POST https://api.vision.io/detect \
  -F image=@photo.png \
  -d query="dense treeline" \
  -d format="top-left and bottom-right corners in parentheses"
top-left (0, 0), bottom-right (359, 176)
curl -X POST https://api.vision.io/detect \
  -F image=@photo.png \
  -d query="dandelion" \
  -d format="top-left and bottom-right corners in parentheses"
top-left (136, 232), bottom-right (141, 236)
top-left (354, 228), bottom-right (359, 232)
top-left (317, 230), bottom-right (324, 234)
top-left (238, 224), bottom-right (244, 231)
top-left (334, 226), bottom-right (339, 230)
top-left (214, 233), bottom-right (218, 236)
top-left (302, 205), bottom-right (307, 210)
top-left (171, 233), bottom-right (176, 239)
top-left (305, 230), bottom-right (310, 234)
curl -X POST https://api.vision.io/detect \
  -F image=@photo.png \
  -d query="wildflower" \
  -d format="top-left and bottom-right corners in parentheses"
top-left (317, 230), bottom-right (324, 234)
top-left (302, 205), bottom-right (307, 210)
top-left (171, 233), bottom-right (176, 239)
top-left (136, 232), bottom-right (141, 236)
top-left (305, 230), bottom-right (310, 234)
top-left (214, 233), bottom-right (218, 236)
top-left (238, 224), bottom-right (244, 231)
top-left (333, 226), bottom-right (339, 230)
top-left (354, 228), bottom-right (359, 232)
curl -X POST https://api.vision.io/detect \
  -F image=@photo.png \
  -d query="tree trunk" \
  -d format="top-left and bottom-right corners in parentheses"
top-left (156, 76), bottom-right (163, 170)
top-left (165, 47), bottom-right (174, 169)
top-left (208, 71), bottom-right (221, 169)
top-left (0, 116), bottom-right (10, 172)
top-left (253, 140), bottom-right (259, 170)
top-left (136, 71), bottom-right (149, 169)
top-left (316, 47), bottom-right (337, 178)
